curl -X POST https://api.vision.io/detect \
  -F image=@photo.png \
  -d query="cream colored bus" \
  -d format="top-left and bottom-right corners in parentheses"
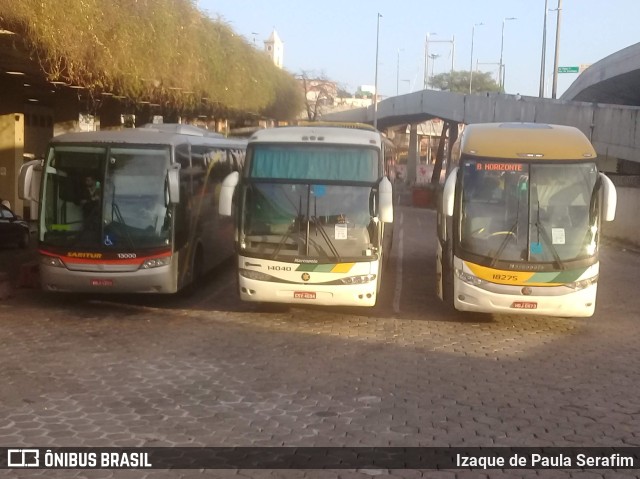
top-left (436, 122), bottom-right (617, 317)
top-left (219, 124), bottom-right (394, 307)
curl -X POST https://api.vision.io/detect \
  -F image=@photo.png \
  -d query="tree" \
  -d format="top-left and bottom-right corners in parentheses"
top-left (298, 71), bottom-right (338, 121)
top-left (430, 70), bottom-right (501, 94)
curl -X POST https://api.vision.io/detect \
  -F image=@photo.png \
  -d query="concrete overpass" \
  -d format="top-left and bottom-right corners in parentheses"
top-left (322, 48), bottom-right (640, 246)
top-left (562, 42), bottom-right (640, 106)
top-left (322, 89), bottom-right (640, 174)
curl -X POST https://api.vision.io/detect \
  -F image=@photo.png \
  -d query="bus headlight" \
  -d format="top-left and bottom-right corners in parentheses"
top-left (41, 255), bottom-right (64, 268)
top-left (239, 268), bottom-right (273, 281)
top-left (339, 274), bottom-right (376, 285)
top-left (141, 257), bottom-right (171, 269)
top-left (565, 275), bottom-right (598, 291)
top-left (456, 268), bottom-right (486, 286)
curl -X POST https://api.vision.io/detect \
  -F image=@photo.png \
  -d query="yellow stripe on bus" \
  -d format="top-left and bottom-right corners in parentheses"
top-left (464, 261), bottom-right (565, 286)
top-left (331, 263), bottom-right (355, 273)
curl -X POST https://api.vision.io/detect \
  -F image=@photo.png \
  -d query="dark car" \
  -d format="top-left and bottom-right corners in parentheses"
top-left (0, 204), bottom-right (30, 248)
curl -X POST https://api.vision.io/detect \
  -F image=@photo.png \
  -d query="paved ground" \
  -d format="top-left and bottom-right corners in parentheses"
top-left (0, 205), bottom-right (639, 478)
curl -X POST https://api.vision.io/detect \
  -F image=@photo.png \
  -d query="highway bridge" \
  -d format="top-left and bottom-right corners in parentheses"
top-left (323, 43), bottom-right (640, 247)
top-left (323, 42), bottom-right (640, 177)
top-left (323, 90), bottom-right (640, 175)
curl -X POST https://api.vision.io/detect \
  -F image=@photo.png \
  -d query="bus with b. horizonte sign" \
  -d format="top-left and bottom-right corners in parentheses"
top-left (436, 122), bottom-right (617, 317)
top-left (19, 123), bottom-right (246, 293)
top-left (218, 124), bottom-right (395, 307)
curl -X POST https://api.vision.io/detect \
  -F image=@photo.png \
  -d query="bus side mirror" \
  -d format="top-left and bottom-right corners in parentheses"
top-left (442, 167), bottom-right (458, 217)
top-left (378, 176), bottom-right (393, 223)
top-left (18, 160), bottom-right (42, 202)
top-left (599, 172), bottom-right (617, 222)
top-left (219, 171), bottom-right (240, 216)
top-left (167, 165), bottom-right (180, 204)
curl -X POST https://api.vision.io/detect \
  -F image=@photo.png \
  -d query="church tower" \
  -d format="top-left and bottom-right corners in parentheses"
top-left (264, 29), bottom-right (284, 69)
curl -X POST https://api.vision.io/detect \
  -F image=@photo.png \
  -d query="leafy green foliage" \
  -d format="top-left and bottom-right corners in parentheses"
top-left (430, 70), bottom-right (501, 94)
top-left (0, 0), bottom-right (303, 119)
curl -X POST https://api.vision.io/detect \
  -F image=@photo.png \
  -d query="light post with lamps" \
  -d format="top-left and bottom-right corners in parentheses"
top-left (469, 22), bottom-right (484, 94)
top-left (539, 0), bottom-right (549, 97)
top-left (499, 17), bottom-right (516, 91)
top-left (396, 48), bottom-right (404, 95)
top-left (373, 12), bottom-right (382, 129)
top-left (551, 0), bottom-right (562, 99)
top-left (423, 32), bottom-right (437, 89)
top-left (428, 53), bottom-right (441, 88)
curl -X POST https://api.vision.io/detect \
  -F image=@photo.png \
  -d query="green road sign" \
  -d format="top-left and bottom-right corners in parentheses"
top-left (558, 66), bottom-right (579, 73)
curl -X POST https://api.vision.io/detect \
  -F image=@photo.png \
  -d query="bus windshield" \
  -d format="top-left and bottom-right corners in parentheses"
top-left (41, 145), bottom-right (171, 249)
top-left (249, 144), bottom-right (379, 182)
top-left (241, 182), bottom-right (375, 261)
top-left (459, 160), bottom-right (600, 265)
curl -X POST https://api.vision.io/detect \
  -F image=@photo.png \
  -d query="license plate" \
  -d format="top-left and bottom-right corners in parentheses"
top-left (511, 301), bottom-right (537, 309)
top-left (90, 279), bottom-right (113, 287)
top-left (294, 291), bottom-right (316, 300)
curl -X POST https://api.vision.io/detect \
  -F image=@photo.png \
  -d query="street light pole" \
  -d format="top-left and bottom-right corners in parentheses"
top-left (428, 53), bottom-right (441, 88)
top-left (396, 48), bottom-right (402, 96)
top-left (539, 0), bottom-right (549, 97)
top-left (469, 22), bottom-right (483, 94)
top-left (396, 49), bottom-right (399, 96)
top-left (423, 33), bottom-right (436, 89)
top-left (551, 0), bottom-right (562, 99)
top-left (499, 17), bottom-right (516, 91)
top-left (373, 12), bottom-right (382, 129)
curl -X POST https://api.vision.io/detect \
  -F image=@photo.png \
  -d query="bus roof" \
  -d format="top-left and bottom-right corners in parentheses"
top-left (249, 126), bottom-right (382, 148)
top-left (50, 124), bottom-right (247, 149)
top-left (460, 122), bottom-right (596, 160)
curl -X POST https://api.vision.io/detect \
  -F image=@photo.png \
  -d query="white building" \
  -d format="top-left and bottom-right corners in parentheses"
top-left (264, 29), bottom-right (284, 69)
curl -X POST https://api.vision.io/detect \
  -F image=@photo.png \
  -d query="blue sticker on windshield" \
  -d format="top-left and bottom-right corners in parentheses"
top-left (530, 242), bottom-right (542, 254)
top-left (312, 185), bottom-right (326, 197)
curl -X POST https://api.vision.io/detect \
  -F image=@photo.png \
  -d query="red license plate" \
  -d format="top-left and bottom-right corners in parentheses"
top-left (294, 291), bottom-right (316, 300)
top-left (511, 301), bottom-right (537, 309)
top-left (90, 279), bottom-right (113, 287)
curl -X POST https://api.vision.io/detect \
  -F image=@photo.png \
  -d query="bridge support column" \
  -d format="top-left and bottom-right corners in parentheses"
top-left (407, 123), bottom-right (418, 184)
top-left (445, 122), bottom-right (459, 177)
top-left (429, 121), bottom-right (459, 183)
top-left (430, 121), bottom-right (449, 184)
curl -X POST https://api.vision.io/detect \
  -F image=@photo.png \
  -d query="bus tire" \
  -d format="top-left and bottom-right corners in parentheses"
top-left (442, 263), bottom-right (455, 309)
top-left (192, 246), bottom-right (204, 286)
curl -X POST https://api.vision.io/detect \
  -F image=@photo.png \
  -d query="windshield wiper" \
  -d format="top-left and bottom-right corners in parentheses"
top-left (271, 194), bottom-right (303, 258)
top-left (310, 195), bottom-right (342, 260)
top-left (110, 183), bottom-right (134, 249)
top-left (534, 200), bottom-right (565, 270)
top-left (489, 189), bottom-right (522, 268)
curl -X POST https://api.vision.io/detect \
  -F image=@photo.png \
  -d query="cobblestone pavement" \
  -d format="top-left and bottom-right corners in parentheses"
top-left (1, 206), bottom-right (639, 479)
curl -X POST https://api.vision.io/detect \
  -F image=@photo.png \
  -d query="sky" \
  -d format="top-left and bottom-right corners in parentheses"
top-left (198, 0), bottom-right (640, 99)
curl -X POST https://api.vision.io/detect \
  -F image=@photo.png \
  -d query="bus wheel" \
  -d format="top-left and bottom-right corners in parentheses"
top-left (192, 247), bottom-right (204, 286)
top-left (442, 264), bottom-right (455, 308)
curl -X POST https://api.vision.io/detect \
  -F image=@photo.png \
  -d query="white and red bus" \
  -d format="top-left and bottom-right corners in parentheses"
top-left (20, 124), bottom-right (246, 293)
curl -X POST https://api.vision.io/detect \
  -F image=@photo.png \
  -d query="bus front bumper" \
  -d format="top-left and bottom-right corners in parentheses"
top-left (453, 280), bottom-right (598, 317)
top-left (40, 263), bottom-right (178, 294)
top-left (238, 277), bottom-right (378, 307)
